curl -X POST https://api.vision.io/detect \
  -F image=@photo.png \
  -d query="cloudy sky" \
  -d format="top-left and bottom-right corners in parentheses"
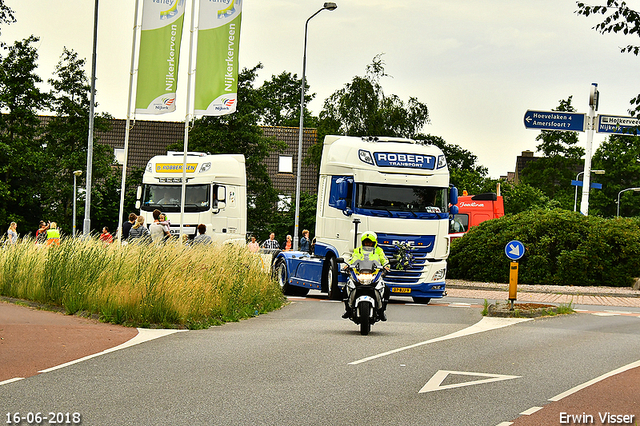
top-left (2, 0), bottom-right (638, 178)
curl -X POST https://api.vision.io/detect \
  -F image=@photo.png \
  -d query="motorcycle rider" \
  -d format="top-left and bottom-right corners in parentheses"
top-left (342, 231), bottom-right (391, 321)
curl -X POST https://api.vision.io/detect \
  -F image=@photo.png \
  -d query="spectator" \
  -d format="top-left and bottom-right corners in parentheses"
top-left (247, 235), bottom-right (259, 253)
top-left (300, 229), bottom-right (311, 253)
top-left (262, 232), bottom-right (279, 250)
top-left (122, 213), bottom-right (137, 241)
top-left (7, 222), bottom-right (17, 244)
top-left (36, 221), bottom-right (49, 245)
top-left (149, 209), bottom-right (165, 244)
top-left (193, 224), bottom-right (212, 245)
top-left (46, 222), bottom-right (61, 246)
top-left (129, 216), bottom-right (150, 242)
top-left (282, 235), bottom-right (293, 251)
top-left (99, 227), bottom-right (113, 244)
top-left (158, 213), bottom-right (172, 241)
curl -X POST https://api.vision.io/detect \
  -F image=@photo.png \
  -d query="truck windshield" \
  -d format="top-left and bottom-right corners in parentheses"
top-left (355, 183), bottom-right (447, 214)
top-left (141, 184), bottom-right (211, 212)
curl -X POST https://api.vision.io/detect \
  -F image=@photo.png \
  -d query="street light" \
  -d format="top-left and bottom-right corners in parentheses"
top-left (293, 2), bottom-right (337, 251)
top-left (616, 187), bottom-right (640, 217)
top-left (72, 170), bottom-right (83, 237)
top-left (574, 169), bottom-right (605, 212)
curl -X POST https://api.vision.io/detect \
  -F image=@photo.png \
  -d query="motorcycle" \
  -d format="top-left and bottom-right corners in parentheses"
top-left (338, 258), bottom-right (386, 335)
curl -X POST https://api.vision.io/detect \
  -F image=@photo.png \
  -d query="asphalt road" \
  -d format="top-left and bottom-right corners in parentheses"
top-left (2, 295), bottom-right (640, 426)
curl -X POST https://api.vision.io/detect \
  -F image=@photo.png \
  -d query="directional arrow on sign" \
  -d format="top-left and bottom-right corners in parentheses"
top-left (508, 243), bottom-right (521, 258)
top-left (419, 370), bottom-right (521, 393)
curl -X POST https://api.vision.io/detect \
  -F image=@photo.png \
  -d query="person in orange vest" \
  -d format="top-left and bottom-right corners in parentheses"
top-left (46, 222), bottom-right (61, 246)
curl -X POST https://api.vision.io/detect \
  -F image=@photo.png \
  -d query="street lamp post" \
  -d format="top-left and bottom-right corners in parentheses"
top-left (72, 170), bottom-right (83, 237)
top-left (573, 169), bottom-right (605, 212)
top-left (616, 187), bottom-right (640, 217)
top-left (294, 2), bottom-right (337, 251)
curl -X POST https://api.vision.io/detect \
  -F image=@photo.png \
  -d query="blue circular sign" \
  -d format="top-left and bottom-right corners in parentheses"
top-left (505, 240), bottom-right (525, 261)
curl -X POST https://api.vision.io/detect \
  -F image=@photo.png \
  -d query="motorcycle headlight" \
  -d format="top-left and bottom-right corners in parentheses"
top-left (357, 273), bottom-right (374, 285)
top-left (432, 268), bottom-right (446, 281)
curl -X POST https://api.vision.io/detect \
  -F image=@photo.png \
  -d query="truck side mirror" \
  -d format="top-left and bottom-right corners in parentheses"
top-left (450, 186), bottom-right (459, 206)
top-left (450, 205), bottom-right (459, 215)
top-left (336, 199), bottom-right (352, 216)
top-left (217, 186), bottom-right (226, 202)
top-left (336, 179), bottom-right (349, 199)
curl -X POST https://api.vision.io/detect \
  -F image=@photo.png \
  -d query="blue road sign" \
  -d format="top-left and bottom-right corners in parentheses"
top-left (597, 115), bottom-right (640, 135)
top-left (571, 180), bottom-right (602, 190)
top-left (505, 240), bottom-right (525, 261)
top-left (524, 110), bottom-right (586, 132)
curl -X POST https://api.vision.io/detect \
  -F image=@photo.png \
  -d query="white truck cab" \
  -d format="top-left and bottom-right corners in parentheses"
top-left (137, 152), bottom-right (246, 243)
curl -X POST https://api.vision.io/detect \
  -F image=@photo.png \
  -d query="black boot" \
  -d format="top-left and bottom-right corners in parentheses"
top-left (342, 301), bottom-right (351, 319)
top-left (378, 309), bottom-right (387, 321)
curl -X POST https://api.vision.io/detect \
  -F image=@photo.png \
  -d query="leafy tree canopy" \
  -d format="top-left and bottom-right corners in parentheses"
top-left (257, 71), bottom-right (317, 128)
top-left (577, 1), bottom-right (640, 115)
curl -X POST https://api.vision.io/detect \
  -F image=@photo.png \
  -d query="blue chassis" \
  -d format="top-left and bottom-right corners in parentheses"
top-left (273, 250), bottom-right (446, 299)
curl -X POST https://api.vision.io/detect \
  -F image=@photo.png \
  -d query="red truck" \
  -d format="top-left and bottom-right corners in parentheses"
top-left (450, 192), bottom-right (504, 239)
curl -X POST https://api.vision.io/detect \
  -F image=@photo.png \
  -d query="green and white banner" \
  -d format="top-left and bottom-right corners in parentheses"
top-left (194, 0), bottom-right (243, 116)
top-left (135, 0), bottom-right (186, 115)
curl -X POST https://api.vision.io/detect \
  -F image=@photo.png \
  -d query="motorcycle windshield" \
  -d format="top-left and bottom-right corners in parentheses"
top-left (351, 259), bottom-right (381, 273)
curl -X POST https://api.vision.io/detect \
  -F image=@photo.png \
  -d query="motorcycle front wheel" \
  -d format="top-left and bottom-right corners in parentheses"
top-left (359, 302), bottom-right (371, 335)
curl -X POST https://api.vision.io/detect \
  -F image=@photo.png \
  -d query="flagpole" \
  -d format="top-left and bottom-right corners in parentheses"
top-left (179, 0), bottom-right (199, 239)
top-left (117, 0), bottom-right (141, 243)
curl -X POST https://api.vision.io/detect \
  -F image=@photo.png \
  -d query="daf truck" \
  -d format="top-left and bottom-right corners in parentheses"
top-left (272, 136), bottom-right (458, 304)
top-left (136, 152), bottom-right (246, 243)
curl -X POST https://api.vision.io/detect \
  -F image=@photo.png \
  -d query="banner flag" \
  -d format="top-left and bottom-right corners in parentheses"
top-left (135, 0), bottom-right (186, 114)
top-left (194, 0), bottom-right (243, 116)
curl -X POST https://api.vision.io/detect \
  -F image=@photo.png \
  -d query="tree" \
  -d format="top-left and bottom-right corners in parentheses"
top-left (589, 133), bottom-right (640, 217)
top-left (257, 71), bottom-right (317, 128)
top-left (520, 97), bottom-right (584, 209)
top-left (577, 1), bottom-right (640, 116)
top-left (43, 47), bottom-right (115, 233)
top-left (0, 0), bottom-right (16, 47)
top-left (0, 36), bottom-right (49, 231)
top-left (307, 54), bottom-right (430, 168)
top-left (169, 64), bottom-right (287, 239)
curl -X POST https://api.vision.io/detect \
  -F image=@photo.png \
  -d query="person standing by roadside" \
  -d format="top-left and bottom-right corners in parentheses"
top-left (99, 227), bottom-right (113, 244)
top-left (35, 221), bottom-right (49, 245)
top-left (300, 229), bottom-right (311, 253)
top-left (149, 209), bottom-right (165, 244)
top-left (46, 222), bottom-right (61, 246)
top-left (262, 232), bottom-right (279, 250)
top-left (129, 216), bottom-right (150, 243)
top-left (121, 213), bottom-right (137, 241)
top-left (158, 213), bottom-right (172, 241)
top-left (247, 235), bottom-right (260, 253)
top-left (6, 222), bottom-right (18, 244)
top-left (282, 235), bottom-right (293, 251)
top-left (193, 224), bottom-right (212, 245)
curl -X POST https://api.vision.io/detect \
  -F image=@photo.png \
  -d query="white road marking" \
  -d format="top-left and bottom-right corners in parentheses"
top-left (0, 377), bottom-right (24, 386)
top-left (38, 328), bottom-right (186, 373)
top-left (520, 406), bottom-right (544, 415)
top-left (549, 358), bottom-right (640, 402)
top-left (494, 423), bottom-right (513, 426)
top-left (419, 370), bottom-right (520, 393)
top-left (349, 316), bottom-right (531, 365)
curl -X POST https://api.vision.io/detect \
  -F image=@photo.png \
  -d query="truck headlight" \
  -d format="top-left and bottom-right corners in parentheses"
top-left (432, 268), bottom-right (446, 281)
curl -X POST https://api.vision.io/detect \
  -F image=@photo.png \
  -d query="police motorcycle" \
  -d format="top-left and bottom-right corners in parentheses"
top-left (337, 257), bottom-right (386, 335)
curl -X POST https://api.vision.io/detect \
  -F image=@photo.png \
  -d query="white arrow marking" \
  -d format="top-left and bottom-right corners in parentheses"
top-left (525, 116), bottom-right (532, 123)
top-left (508, 244), bottom-right (521, 257)
top-left (419, 370), bottom-right (521, 393)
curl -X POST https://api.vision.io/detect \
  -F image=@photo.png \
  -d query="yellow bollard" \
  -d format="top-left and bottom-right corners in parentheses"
top-left (509, 262), bottom-right (518, 309)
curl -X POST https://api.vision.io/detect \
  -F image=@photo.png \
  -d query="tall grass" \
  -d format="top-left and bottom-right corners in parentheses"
top-left (0, 237), bottom-right (285, 329)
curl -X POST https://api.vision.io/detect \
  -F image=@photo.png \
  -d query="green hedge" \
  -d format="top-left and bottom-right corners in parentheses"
top-left (448, 209), bottom-right (640, 287)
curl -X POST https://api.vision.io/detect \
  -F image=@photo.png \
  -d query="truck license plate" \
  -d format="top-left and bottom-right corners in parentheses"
top-left (391, 287), bottom-right (411, 293)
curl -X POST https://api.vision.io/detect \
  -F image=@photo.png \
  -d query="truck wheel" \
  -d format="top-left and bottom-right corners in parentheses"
top-left (273, 259), bottom-right (292, 295)
top-left (412, 297), bottom-right (431, 304)
top-left (326, 257), bottom-right (341, 300)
